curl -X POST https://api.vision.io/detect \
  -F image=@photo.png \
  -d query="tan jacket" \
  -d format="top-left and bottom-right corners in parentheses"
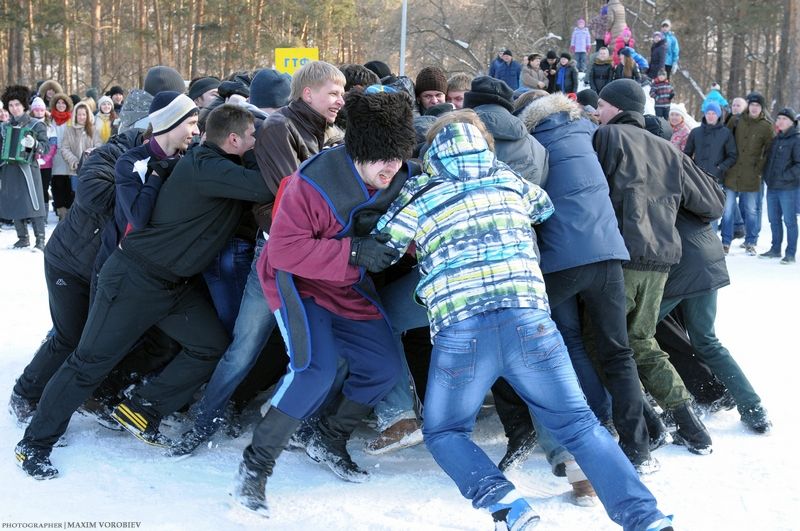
top-left (60, 125), bottom-right (102, 175)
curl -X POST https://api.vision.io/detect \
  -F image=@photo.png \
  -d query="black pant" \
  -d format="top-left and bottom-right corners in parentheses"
top-left (14, 260), bottom-right (91, 401)
top-left (23, 251), bottom-right (230, 449)
top-left (492, 377), bottom-right (534, 440)
top-left (665, 64), bottom-right (673, 79)
top-left (50, 174), bottom-right (73, 209)
top-left (40, 168), bottom-right (52, 204)
top-left (544, 259), bottom-right (650, 463)
top-left (595, 38), bottom-right (606, 52)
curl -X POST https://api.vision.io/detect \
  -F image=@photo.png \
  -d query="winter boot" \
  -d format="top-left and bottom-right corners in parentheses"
top-left (645, 515), bottom-right (674, 531)
top-left (704, 390), bottom-right (736, 415)
top-left (642, 399), bottom-right (672, 452)
top-left (32, 216), bottom-right (46, 251)
top-left (287, 418), bottom-right (319, 451)
top-left (740, 404), bottom-right (772, 434)
top-left (565, 461), bottom-right (597, 507)
top-left (305, 397), bottom-right (372, 483)
top-left (15, 441), bottom-right (59, 480)
top-left (364, 417), bottom-right (423, 456)
top-left (8, 390), bottom-right (37, 425)
top-left (233, 462), bottom-right (269, 516)
top-left (111, 398), bottom-right (172, 448)
top-left (498, 425), bottom-right (538, 472)
top-left (759, 248), bottom-right (782, 258)
top-left (235, 407), bottom-right (301, 516)
top-left (670, 402), bottom-right (713, 455)
top-left (12, 219), bottom-right (30, 248)
top-left (489, 491), bottom-right (540, 531)
top-left (77, 396), bottom-right (123, 431)
top-left (167, 426), bottom-right (215, 457)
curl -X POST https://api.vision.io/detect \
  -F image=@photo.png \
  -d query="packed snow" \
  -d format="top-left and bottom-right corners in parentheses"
top-left (0, 211), bottom-right (797, 531)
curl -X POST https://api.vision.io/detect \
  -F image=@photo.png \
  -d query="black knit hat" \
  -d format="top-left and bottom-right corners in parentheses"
top-left (217, 80), bottom-right (249, 99)
top-left (106, 85), bottom-right (125, 97)
top-left (463, 76), bottom-right (514, 113)
top-left (364, 60), bottom-right (392, 80)
top-left (415, 66), bottom-right (448, 97)
top-left (576, 88), bottom-right (599, 109)
top-left (561, 52), bottom-right (572, 61)
top-left (777, 107), bottom-right (798, 124)
top-left (344, 91), bottom-right (416, 163)
top-left (546, 50), bottom-right (558, 60)
top-left (1, 85), bottom-right (32, 111)
top-left (746, 91), bottom-right (766, 107)
top-left (188, 77), bottom-right (221, 101)
top-left (599, 79), bottom-right (646, 114)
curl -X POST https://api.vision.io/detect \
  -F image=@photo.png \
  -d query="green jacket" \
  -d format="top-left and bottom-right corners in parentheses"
top-left (725, 113), bottom-right (774, 192)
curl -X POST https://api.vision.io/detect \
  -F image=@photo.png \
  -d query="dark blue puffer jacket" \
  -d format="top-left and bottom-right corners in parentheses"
top-left (44, 129), bottom-right (143, 282)
top-left (521, 93), bottom-right (629, 274)
top-left (762, 126), bottom-right (800, 190)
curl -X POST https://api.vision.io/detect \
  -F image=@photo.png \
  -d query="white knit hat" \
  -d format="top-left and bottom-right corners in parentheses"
top-left (148, 91), bottom-right (198, 135)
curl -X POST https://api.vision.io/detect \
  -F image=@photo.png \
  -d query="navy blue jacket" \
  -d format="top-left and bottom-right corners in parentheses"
top-left (762, 126), bottom-right (800, 190)
top-left (521, 94), bottom-right (629, 274)
top-left (44, 130), bottom-right (143, 282)
top-left (489, 58), bottom-right (522, 90)
top-left (684, 118), bottom-right (738, 182)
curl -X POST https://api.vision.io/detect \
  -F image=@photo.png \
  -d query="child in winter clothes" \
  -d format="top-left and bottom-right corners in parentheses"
top-left (375, 110), bottom-right (674, 531)
top-left (613, 51), bottom-right (641, 82)
top-left (94, 95), bottom-right (118, 143)
top-left (29, 97), bottom-right (57, 208)
top-left (570, 19), bottom-right (592, 72)
top-left (588, 47), bottom-right (614, 93)
top-left (650, 71), bottom-right (674, 119)
top-left (612, 27), bottom-right (635, 66)
top-left (669, 103), bottom-right (697, 151)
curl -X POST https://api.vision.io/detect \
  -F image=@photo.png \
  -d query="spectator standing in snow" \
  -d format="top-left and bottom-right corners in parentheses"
top-left (661, 20), bottom-right (680, 79)
top-left (488, 50), bottom-right (522, 90)
top-left (555, 53), bottom-right (579, 94)
top-left (520, 54), bottom-right (547, 91)
top-left (648, 32), bottom-right (667, 79)
top-left (570, 18), bottom-right (592, 72)
top-left (589, 5), bottom-right (610, 51)
top-left (702, 82), bottom-right (729, 115)
top-left (649, 71), bottom-right (674, 120)
top-left (760, 107), bottom-right (799, 264)
top-left (668, 102), bottom-right (697, 152)
top-left (588, 47), bottom-right (614, 93)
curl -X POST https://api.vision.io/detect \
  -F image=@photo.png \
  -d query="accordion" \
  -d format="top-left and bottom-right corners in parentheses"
top-left (0, 123), bottom-right (36, 164)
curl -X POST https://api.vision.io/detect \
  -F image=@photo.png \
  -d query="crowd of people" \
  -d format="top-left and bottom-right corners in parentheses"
top-left (1, 4), bottom-right (797, 531)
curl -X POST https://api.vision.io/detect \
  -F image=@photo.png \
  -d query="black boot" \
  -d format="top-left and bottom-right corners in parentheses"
top-left (32, 216), bottom-right (46, 251)
top-left (8, 390), bottom-right (37, 425)
top-left (12, 220), bottom-right (29, 248)
top-left (235, 407), bottom-right (301, 516)
top-left (15, 441), bottom-right (59, 480)
top-left (493, 378), bottom-right (537, 471)
top-left (642, 398), bottom-right (671, 452)
top-left (670, 402), bottom-right (713, 455)
top-left (306, 397), bottom-right (371, 482)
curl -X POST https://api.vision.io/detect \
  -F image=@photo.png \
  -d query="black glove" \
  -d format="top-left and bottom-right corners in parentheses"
top-left (147, 157), bottom-right (180, 181)
top-left (348, 233), bottom-right (400, 273)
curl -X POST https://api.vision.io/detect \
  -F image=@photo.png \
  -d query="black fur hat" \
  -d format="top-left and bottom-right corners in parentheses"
top-left (1, 84), bottom-right (32, 111)
top-left (344, 90), bottom-right (416, 163)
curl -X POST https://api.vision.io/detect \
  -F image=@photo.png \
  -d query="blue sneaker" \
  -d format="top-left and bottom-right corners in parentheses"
top-left (489, 493), bottom-right (540, 531)
top-left (645, 515), bottom-right (674, 531)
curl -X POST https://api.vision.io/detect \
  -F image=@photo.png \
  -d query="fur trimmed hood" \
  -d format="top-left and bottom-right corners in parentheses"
top-left (38, 80), bottom-right (65, 100)
top-left (521, 92), bottom-right (583, 132)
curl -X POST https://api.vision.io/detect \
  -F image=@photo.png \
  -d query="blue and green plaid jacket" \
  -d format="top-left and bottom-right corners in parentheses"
top-left (376, 122), bottom-right (554, 338)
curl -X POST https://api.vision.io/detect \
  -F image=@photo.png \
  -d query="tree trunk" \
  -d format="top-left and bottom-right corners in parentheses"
top-left (154, 0), bottom-right (165, 65)
top-left (787, 0), bottom-right (800, 109)
top-left (90, 0), bottom-right (102, 89)
top-left (63, 0), bottom-right (72, 92)
top-left (190, 0), bottom-right (205, 79)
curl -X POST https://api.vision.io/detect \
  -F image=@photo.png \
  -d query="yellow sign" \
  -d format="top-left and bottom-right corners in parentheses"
top-left (275, 48), bottom-right (319, 75)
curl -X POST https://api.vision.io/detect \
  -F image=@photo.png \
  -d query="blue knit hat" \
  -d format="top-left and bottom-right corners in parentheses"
top-left (705, 102), bottom-right (722, 118)
top-left (249, 69), bottom-right (291, 109)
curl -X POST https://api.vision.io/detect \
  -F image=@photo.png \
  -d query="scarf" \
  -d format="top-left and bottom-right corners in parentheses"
top-left (96, 113), bottom-right (112, 143)
top-left (51, 109), bottom-right (71, 126)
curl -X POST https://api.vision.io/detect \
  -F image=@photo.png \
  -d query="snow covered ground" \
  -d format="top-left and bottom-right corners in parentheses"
top-left (0, 211), bottom-right (797, 531)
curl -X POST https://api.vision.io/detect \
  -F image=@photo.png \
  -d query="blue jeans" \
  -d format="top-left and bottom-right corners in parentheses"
top-left (767, 188), bottom-right (798, 257)
top-left (192, 238), bottom-right (278, 432)
top-left (659, 291), bottom-right (762, 412)
top-left (574, 51), bottom-right (587, 72)
top-left (722, 188), bottom-right (758, 246)
top-left (423, 308), bottom-right (664, 529)
top-left (203, 237), bottom-right (255, 336)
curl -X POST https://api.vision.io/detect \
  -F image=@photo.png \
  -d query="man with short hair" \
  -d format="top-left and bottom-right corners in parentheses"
top-left (15, 104), bottom-right (272, 479)
top-left (594, 79), bottom-right (722, 455)
top-left (168, 61), bottom-right (347, 456)
top-left (722, 91), bottom-right (774, 255)
top-left (488, 49), bottom-right (522, 90)
top-left (446, 73), bottom-right (472, 109)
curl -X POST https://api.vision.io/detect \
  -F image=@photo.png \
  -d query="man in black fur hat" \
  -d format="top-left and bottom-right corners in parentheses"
top-left (233, 89), bottom-right (417, 517)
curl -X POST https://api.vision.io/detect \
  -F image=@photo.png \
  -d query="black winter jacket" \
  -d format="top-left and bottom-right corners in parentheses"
top-left (120, 142), bottom-right (273, 280)
top-left (589, 59), bottom-right (614, 93)
top-left (44, 130), bottom-right (143, 282)
top-left (662, 209), bottom-right (730, 300)
top-left (647, 40), bottom-right (667, 78)
top-left (762, 126), bottom-right (800, 190)
top-left (593, 111), bottom-right (725, 271)
top-left (684, 119), bottom-right (738, 182)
